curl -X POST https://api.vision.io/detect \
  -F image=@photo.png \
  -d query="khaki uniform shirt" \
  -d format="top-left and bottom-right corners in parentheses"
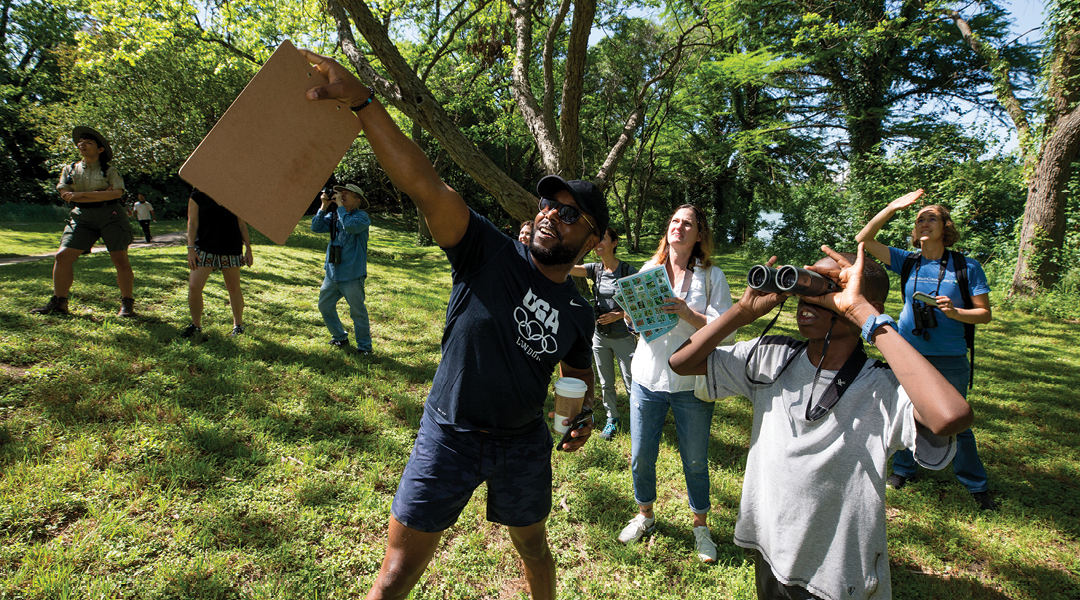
top-left (57, 161), bottom-right (125, 195)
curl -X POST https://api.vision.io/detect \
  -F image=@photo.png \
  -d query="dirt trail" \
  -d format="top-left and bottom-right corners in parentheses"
top-left (0, 230), bottom-right (187, 266)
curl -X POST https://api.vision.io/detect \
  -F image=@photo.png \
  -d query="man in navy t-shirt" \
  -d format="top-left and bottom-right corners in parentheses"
top-left (302, 49), bottom-right (608, 600)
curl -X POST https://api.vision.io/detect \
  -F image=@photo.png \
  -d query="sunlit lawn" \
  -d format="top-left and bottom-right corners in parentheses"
top-left (0, 215), bottom-right (1077, 599)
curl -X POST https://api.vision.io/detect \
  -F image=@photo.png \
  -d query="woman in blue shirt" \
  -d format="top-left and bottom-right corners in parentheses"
top-left (856, 189), bottom-right (996, 510)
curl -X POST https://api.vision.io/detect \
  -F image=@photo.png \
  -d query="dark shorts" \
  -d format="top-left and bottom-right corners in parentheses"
top-left (61, 204), bottom-right (135, 252)
top-left (391, 415), bottom-right (554, 533)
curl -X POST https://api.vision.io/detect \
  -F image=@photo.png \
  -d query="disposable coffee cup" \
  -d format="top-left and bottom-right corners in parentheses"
top-left (552, 377), bottom-right (588, 434)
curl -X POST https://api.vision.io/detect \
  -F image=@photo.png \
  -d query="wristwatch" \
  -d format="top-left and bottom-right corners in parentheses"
top-left (861, 313), bottom-right (896, 346)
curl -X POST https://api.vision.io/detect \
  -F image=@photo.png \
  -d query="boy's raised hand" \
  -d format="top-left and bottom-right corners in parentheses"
top-left (803, 244), bottom-right (873, 323)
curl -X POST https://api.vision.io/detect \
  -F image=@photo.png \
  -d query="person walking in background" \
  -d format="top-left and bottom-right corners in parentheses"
top-left (132, 193), bottom-right (157, 243)
top-left (569, 227), bottom-right (638, 440)
top-left (180, 190), bottom-right (253, 339)
top-left (31, 126), bottom-right (138, 317)
top-left (856, 189), bottom-right (996, 511)
top-left (312, 184), bottom-right (373, 355)
top-left (617, 204), bottom-right (734, 563)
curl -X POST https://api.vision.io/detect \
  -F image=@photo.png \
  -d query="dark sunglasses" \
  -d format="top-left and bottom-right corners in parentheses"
top-left (538, 197), bottom-right (598, 236)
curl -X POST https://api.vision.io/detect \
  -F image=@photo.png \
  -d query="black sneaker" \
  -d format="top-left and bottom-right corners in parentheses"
top-left (972, 491), bottom-right (997, 511)
top-left (886, 474), bottom-right (910, 490)
top-left (30, 295), bottom-right (69, 315)
top-left (329, 339), bottom-right (349, 348)
top-left (179, 324), bottom-right (202, 339)
top-left (229, 325), bottom-right (245, 337)
top-left (357, 349), bottom-right (373, 356)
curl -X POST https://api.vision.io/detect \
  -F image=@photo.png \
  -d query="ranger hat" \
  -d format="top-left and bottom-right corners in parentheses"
top-left (72, 126), bottom-right (112, 162)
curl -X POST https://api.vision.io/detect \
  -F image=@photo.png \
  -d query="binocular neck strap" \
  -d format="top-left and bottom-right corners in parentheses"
top-left (913, 253), bottom-right (949, 297)
top-left (743, 300), bottom-right (802, 385)
top-left (805, 315), bottom-right (867, 421)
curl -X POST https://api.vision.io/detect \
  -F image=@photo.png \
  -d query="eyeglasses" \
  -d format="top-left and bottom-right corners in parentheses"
top-left (538, 197), bottom-right (598, 236)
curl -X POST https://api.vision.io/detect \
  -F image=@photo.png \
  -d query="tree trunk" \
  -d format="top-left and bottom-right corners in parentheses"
top-left (1011, 106), bottom-right (1080, 293)
top-left (930, 2), bottom-right (1078, 296)
top-left (332, 0), bottom-right (536, 223)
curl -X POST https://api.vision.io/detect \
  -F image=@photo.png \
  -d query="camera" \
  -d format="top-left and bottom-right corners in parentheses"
top-left (911, 301), bottom-right (937, 340)
top-left (594, 306), bottom-right (615, 335)
top-left (328, 245), bottom-right (343, 265)
top-left (747, 264), bottom-right (838, 296)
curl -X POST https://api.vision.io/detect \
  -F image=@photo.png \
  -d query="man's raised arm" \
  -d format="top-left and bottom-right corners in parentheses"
top-left (301, 49), bottom-right (469, 248)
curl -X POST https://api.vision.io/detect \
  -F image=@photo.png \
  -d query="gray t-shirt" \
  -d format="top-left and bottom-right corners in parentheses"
top-left (704, 337), bottom-right (955, 600)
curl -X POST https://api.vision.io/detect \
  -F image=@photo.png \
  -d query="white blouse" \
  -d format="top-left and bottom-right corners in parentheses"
top-left (631, 260), bottom-right (734, 393)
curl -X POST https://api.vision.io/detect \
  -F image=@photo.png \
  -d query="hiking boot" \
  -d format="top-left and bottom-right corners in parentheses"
top-left (229, 325), bottom-right (245, 337)
top-left (617, 514), bottom-right (655, 544)
top-left (886, 474), bottom-right (910, 490)
top-left (30, 296), bottom-right (69, 315)
top-left (693, 526), bottom-right (717, 563)
top-left (179, 324), bottom-right (202, 339)
top-left (598, 418), bottom-right (619, 440)
top-left (117, 297), bottom-right (136, 318)
top-left (329, 338), bottom-right (349, 349)
top-left (972, 491), bottom-right (997, 511)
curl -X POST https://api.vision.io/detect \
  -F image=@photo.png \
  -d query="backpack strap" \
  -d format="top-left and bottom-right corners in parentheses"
top-left (951, 250), bottom-right (976, 390)
top-left (899, 253), bottom-right (919, 302)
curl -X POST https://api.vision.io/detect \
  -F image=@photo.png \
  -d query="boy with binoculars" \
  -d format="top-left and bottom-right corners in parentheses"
top-left (670, 245), bottom-right (974, 600)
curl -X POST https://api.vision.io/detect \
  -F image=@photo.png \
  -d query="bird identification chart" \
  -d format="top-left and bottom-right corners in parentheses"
top-left (612, 266), bottom-right (680, 343)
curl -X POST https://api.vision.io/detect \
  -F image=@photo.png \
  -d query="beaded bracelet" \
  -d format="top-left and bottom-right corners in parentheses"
top-left (350, 87), bottom-right (375, 112)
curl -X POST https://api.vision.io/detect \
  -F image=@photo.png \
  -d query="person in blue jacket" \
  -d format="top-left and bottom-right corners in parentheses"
top-left (312, 183), bottom-right (373, 355)
top-left (856, 189), bottom-right (996, 510)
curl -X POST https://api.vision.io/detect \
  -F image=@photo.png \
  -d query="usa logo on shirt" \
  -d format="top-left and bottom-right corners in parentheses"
top-left (514, 288), bottom-right (560, 358)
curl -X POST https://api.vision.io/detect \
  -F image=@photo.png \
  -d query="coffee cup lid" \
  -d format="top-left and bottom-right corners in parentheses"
top-left (554, 377), bottom-right (588, 395)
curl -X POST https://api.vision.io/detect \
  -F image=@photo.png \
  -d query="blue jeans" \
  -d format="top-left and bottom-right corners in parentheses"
top-left (592, 332), bottom-right (635, 422)
top-left (318, 275), bottom-right (371, 351)
top-left (890, 354), bottom-right (989, 493)
top-left (629, 382), bottom-right (715, 513)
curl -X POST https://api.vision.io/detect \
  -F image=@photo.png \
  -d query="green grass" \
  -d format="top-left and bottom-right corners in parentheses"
top-left (1, 216), bottom-right (1078, 599)
top-left (0, 221), bottom-right (188, 258)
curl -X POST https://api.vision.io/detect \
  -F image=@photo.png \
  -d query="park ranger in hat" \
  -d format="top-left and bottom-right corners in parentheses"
top-left (31, 126), bottom-right (138, 317)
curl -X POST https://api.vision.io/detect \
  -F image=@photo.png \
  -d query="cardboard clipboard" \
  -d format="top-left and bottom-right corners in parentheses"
top-left (178, 40), bottom-right (361, 244)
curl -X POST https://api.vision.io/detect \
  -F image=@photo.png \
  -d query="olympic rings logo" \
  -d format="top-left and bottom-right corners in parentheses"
top-left (515, 306), bottom-right (558, 354)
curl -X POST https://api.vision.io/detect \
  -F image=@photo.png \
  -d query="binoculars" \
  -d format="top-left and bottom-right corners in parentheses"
top-left (747, 264), bottom-right (839, 296)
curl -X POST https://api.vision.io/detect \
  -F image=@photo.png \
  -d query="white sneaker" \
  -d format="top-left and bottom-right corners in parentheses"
top-left (693, 526), bottom-right (717, 563)
top-left (617, 514), bottom-right (655, 544)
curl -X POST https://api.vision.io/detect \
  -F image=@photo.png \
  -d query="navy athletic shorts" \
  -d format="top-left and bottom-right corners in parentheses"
top-left (391, 415), bottom-right (554, 532)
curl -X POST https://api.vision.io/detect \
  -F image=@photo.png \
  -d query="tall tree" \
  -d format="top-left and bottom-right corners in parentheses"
top-left (330, 0), bottom-right (706, 222)
top-left (928, 0), bottom-right (1079, 295)
top-left (0, 0), bottom-right (80, 202)
top-left (715, 0), bottom-right (1036, 162)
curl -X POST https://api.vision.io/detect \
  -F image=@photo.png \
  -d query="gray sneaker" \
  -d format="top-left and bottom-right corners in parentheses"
top-left (617, 514), bottom-right (655, 544)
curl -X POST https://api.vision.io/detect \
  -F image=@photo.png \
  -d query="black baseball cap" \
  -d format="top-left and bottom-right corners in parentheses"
top-left (536, 175), bottom-right (609, 237)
